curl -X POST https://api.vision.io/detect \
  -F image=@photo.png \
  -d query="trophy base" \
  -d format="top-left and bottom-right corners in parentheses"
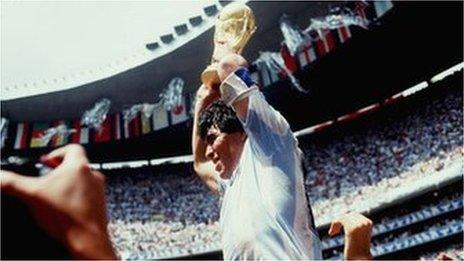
top-left (201, 64), bottom-right (221, 88)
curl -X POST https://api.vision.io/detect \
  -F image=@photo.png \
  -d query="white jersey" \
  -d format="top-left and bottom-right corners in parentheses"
top-left (219, 92), bottom-right (322, 260)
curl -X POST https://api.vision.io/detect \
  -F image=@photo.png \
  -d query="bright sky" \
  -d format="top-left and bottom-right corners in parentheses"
top-left (1, 0), bottom-right (218, 100)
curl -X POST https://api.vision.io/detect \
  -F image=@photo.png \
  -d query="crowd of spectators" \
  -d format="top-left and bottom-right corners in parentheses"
top-left (302, 89), bottom-right (463, 224)
top-left (321, 191), bottom-right (463, 249)
top-left (419, 244), bottom-right (464, 260)
top-left (104, 88), bottom-right (463, 258)
top-left (105, 169), bottom-right (221, 258)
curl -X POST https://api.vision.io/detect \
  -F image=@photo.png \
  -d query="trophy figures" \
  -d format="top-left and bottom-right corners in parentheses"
top-left (201, 2), bottom-right (257, 88)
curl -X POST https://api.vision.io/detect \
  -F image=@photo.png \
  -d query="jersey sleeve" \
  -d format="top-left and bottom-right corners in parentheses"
top-left (220, 67), bottom-right (295, 158)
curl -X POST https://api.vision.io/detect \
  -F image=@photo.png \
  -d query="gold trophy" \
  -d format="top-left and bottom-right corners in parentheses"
top-left (201, 2), bottom-right (257, 88)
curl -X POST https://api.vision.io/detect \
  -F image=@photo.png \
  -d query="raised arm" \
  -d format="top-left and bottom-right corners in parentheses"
top-left (192, 84), bottom-right (221, 194)
top-left (217, 54), bottom-right (250, 121)
top-left (217, 54), bottom-right (294, 157)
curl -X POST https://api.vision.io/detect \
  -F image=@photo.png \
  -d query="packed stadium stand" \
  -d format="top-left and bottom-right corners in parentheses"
top-left (1, 1), bottom-right (463, 260)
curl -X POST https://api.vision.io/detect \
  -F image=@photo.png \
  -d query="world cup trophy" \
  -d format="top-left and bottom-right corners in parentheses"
top-left (201, 2), bottom-right (257, 88)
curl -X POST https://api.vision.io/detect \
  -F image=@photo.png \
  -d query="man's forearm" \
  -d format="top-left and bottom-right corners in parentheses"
top-left (192, 99), bottom-right (208, 167)
top-left (191, 87), bottom-right (220, 193)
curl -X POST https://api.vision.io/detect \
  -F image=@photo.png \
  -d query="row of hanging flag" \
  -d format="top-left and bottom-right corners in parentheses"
top-left (4, 94), bottom-right (193, 150)
top-left (2, 1), bottom-right (393, 151)
top-left (249, 0), bottom-right (393, 88)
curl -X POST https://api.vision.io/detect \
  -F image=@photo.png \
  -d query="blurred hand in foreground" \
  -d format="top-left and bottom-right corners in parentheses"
top-left (1, 144), bottom-right (116, 259)
top-left (329, 212), bottom-right (373, 260)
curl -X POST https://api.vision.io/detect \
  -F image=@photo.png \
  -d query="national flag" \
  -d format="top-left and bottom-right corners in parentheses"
top-left (123, 115), bottom-right (130, 139)
top-left (354, 1), bottom-right (369, 27)
top-left (298, 42), bottom-right (317, 68)
top-left (128, 112), bottom-right (141, 138)
top-left (280, 44), bottom-right (299, 74)
top-left (13, 122), bottom-right (30, 150)
top-left (315, 29), bottom-right (337, 57)
top-left (315, 30), bottom-right (328, 57)
top-left (30, 122), bottom-right (50, 148)
top-left (268, 63), bottom-right (280, 83)
top-left (50, 120), bottom-right (71, 147)
top-left (70, 119), bottom-right (82, 144)
top-left (337, 24), bottom-right (352, 44)
top-left (141, 111), bottom-right (152, 134)
top-left (188, 92), bottom-right (197, 118)
top-left (113, 113), bottom-right (122, 140)
top-left (94, 116), bottom-right (112, 143)
top-left (152, 105), bottom-right (169, 131)
top-left (171, 96), bottom-right (189, 125)
top-left (70, 119), bottom-right (89, 144)
top-left (80, 126), bottom-right (90, 144)
top-left (1, 118), bottom-right (9, 149)
top-left (258, 61), bottom-right (272, 87)
top-left (262, 60), bottom-right (281, 86)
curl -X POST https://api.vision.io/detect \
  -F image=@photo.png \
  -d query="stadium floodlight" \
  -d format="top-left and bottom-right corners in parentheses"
top-left (189, 15), bottom-right (203, 26)
top-left (160, 34), bottom-right (174, 44)
top-left (146, 42), bottom-right (160, 50)
top-left (430, 62), bottom-right (464, 83)
top-left (174, 24), bottom-right (188, 35)
top-left (204, 4), bottom-right (218, 16)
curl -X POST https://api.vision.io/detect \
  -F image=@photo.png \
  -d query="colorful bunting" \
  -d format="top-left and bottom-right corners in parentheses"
top-left (280, 44), bottom-right (299, 74)
top-left (50, 120), bottom-right (70, 147)
top-left (94, 116), bottom-right (112, 143)
top-left (30, 122), bottom-right (49, 148)
top-left (170, 96), bottom-right (188, 125)
top-left (113, 113), bottom-right (123, 140)
top-left (152, 105), bottom-right (169, 131)
top-left (14, 123), bottom-right (30, 150)
top-left (141, 111), bottom-right (152, 134)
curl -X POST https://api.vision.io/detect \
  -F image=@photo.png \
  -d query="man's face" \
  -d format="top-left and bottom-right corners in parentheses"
top-left (205, 125), bottom-right (246, 179)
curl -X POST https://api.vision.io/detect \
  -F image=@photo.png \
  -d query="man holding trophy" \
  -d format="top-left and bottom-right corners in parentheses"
top-left (192, 2), bottom-right (373, 260)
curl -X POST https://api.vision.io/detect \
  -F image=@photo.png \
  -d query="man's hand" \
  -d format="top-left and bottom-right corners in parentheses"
top-left (195, 84), bottom-right (221, 112)
top-left (1, 144), bottom-right (116, 259)
top-left (217, 54), bottom-right (248, 83)
top-left (329, 212), bottom-right (373, 260)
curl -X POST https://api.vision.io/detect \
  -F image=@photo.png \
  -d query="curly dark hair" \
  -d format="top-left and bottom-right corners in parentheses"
top-left (199, 100), bottom-right (244, 140)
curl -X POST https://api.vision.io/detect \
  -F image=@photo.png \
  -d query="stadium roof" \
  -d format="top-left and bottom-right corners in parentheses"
top-left (1, 0), bottom-right (219, 100)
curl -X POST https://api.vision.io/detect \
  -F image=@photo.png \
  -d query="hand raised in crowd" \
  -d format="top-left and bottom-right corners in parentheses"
top-left (329, 212), bottom-right (373, 260)
top-left (1, 144), bottom-right (116, 260)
